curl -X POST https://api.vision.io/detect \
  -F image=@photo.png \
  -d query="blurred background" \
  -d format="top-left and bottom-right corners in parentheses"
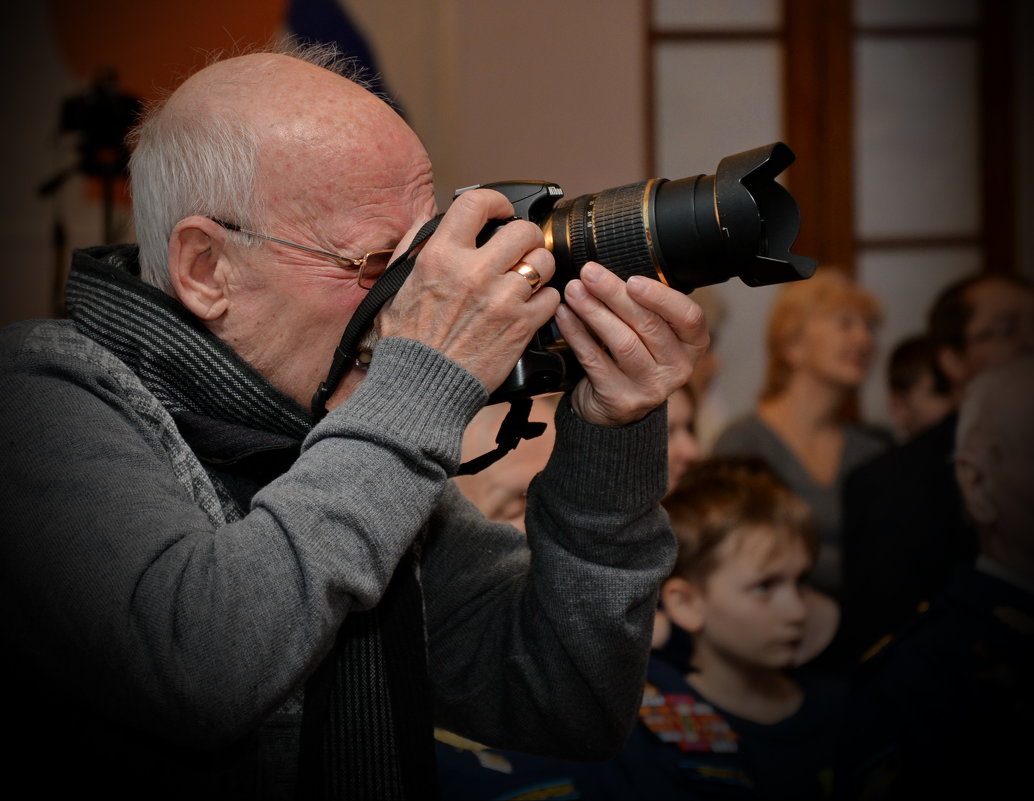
top-left (1, 0), bottom-right (1030, 432)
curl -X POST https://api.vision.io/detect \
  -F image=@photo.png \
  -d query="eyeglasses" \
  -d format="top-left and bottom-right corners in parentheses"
top-left (211, 218), bottom-right (394, 289)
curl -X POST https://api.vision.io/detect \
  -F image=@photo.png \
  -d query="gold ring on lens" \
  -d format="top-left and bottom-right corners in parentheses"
top-left (510, 262), bottom-right (542, 292)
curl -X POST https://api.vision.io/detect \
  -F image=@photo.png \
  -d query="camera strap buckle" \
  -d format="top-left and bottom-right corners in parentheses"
top-left (455, 398), bottom-right (547, 476)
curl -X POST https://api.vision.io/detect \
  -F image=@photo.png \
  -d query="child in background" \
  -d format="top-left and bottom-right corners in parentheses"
top-left (651, 457), bottom-right (844, 799)
top-left (885, 333), bottom-right (953, 442)
top-left (665, 382), bottom-right (702, 493)
top-left (436, 457), bottom-right (844, 800)
top-left (454, 383), bottom-right (700, 535)
top-left (452, 393), bottom-right (561, 531)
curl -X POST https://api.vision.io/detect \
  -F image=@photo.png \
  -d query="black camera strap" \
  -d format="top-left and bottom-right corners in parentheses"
top-left (310, 214), bottom-right (445, 421)
top-left (454, 399), bottom-right (547, 476)
top-left (310, 213), bottom-right (544, 476)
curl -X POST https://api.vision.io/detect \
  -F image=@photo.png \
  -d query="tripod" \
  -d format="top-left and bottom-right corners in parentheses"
top-left (38, 66), bottom-right (141, 315)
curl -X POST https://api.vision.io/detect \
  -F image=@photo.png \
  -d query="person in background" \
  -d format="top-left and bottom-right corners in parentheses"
top-left (836, 271), bottom-right (1034, 668)
top-left (438, 457), bottom-right (845, 800)
top-left (687, 285), bottom-right (729, 454)
top-left (454, 383), bottom-right (701, 535)
top-left (452, 394), bottom-right (561, 532)
top-left (712, 268), bottom-right (888, 600)
top-left (885, 333), bottom-right (953, 442)
top-left (665, 382), bottom-right (702, 494)
top-left (439, 383), bottom-right (701, 796)
top-left (837, 354), bottom-right (1034, 799)
top-left (653, 457), bottom-right (844, 800)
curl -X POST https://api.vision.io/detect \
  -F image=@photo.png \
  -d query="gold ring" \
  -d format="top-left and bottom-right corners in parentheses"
top-left (511, 262), bottom-right (542, 292)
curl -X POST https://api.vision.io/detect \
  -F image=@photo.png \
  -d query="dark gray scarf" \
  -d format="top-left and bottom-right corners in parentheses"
top-left (64, 245), bottom-right (436, 800)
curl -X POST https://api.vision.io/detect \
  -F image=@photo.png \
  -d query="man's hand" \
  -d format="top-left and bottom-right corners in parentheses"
top-left (379, 189), bottom-right (560, 392)
top-left (555, 262), bottom-right (709, 426)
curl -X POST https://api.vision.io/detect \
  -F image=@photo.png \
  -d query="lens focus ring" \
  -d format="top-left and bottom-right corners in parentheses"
top-left (578, 181), bottom-right (660, 283)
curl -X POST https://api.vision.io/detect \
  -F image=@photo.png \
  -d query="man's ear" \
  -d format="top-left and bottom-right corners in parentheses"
top-left (660, 576), bottom-right (706, 634)
top-left (168, 216), bottom-right (230, 321)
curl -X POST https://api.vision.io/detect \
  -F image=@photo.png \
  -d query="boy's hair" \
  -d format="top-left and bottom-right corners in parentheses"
top-left (888, 334), bottom-right (952, 396)
top-left (663, 456), bottom-right (818, 583)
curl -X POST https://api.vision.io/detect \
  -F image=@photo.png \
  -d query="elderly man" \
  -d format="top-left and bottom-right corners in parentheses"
top-left (0, 45), bottom-right (707, 800)
top-left (837, 354), bottom-right (1034, 798)
top-left (836, 271), bottom-right (1034, 667)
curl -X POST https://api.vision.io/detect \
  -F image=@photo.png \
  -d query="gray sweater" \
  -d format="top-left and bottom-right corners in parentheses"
top-left (0, 247), bottom-right (675, 798)
top-left (713, 414), bottom-right (889, 597)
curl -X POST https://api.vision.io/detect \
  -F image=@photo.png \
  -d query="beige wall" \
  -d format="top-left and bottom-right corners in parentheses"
top-left (3, 2), bottom-right (1030, 433)
top-left (347, 0), bottom-right (647, 209)
top-left (0, 1), bottom-right (647, 326)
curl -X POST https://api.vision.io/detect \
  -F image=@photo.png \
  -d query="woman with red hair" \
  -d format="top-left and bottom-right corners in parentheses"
top-left (713, 269), bottom-right (890, 600)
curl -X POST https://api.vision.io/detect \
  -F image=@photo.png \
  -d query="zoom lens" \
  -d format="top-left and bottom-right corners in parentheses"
top-left (539, 141), bottom-right (816, 295)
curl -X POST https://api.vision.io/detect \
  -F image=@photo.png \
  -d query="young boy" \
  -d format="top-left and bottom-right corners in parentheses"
top-left (648, 456), bottom-right (844, 799)
top-left (436, 456), bottom-right (844, 800)
top-left (886, 333), bottom-right (953, 441)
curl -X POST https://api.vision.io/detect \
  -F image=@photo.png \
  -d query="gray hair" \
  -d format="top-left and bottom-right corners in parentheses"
top-left (128, 39), bottom-right (376, 292)
top-left (955, 353), bottom-right (1034, 456)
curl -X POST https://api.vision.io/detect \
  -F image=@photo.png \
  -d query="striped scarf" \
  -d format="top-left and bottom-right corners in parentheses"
top-left (64, 245), bottom-right (436, 800)
top-left (65, 244), bottom-right (311, 441)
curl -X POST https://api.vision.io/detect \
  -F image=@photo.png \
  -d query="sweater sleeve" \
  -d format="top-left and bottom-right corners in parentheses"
top-left (423, 395), bottom-right (676, 761)
top-left (0, 327), bottom-right (485, 748)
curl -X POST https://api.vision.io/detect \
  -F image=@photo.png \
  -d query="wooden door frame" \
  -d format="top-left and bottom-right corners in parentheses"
top-left (782, 0), bottom-right (1016, 277)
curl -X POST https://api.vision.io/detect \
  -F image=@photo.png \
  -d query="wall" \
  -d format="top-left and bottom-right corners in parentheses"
top-left (345, 0), bottom-right (647, 207)
top-left (2, 1), bottom-right (1031, 435)
top-left (0, 0), bottom-right (646, 327)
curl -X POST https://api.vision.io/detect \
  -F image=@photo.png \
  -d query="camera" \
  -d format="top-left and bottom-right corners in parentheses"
top-left (456, 141), bottom-right (817, 403)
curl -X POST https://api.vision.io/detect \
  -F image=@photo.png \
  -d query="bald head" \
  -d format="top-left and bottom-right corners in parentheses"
top-left (130, 47), bottom-right (433, 289)
top-left (189, 52), bottom-right (426, 214)
top-left (171, 53), bottom-right (421, 185)
top-left (957, 354), bottom-right (1034, 452)
top-left (955, 354), bottom-right (1034, 575)
top-left (127, 45), bottom-right (438, 409)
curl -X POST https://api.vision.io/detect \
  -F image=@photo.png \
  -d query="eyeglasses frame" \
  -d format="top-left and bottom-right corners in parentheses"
top-left (210, 218), bottom-right (394, 290)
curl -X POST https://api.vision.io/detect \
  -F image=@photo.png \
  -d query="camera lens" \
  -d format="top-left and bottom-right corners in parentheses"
top-left (542, 181), bottom-right (664, 289)
top-left (539, 141), bottom-right (816, 295)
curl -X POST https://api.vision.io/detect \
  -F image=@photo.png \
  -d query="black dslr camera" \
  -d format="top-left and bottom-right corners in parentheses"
top-left (457, 141), bottom-right (817, 404)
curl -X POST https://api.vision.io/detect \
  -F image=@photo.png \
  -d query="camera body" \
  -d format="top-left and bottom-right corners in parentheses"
top-left (457, 142), bottom-right (817, 403)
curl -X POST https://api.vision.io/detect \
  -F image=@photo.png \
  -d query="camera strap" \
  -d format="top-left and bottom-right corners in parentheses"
top-left (310, 213), bottom-right (445, 421)
top-left (310, 214), bottom-right (544, 476)
top-left (454, 398), bottom-right (547, 476)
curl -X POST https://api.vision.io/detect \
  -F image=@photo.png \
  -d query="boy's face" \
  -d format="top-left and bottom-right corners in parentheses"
top-left (889, 367), bottom-right (953, 440)
top-left (671, 526), bottom-right (813, 671)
